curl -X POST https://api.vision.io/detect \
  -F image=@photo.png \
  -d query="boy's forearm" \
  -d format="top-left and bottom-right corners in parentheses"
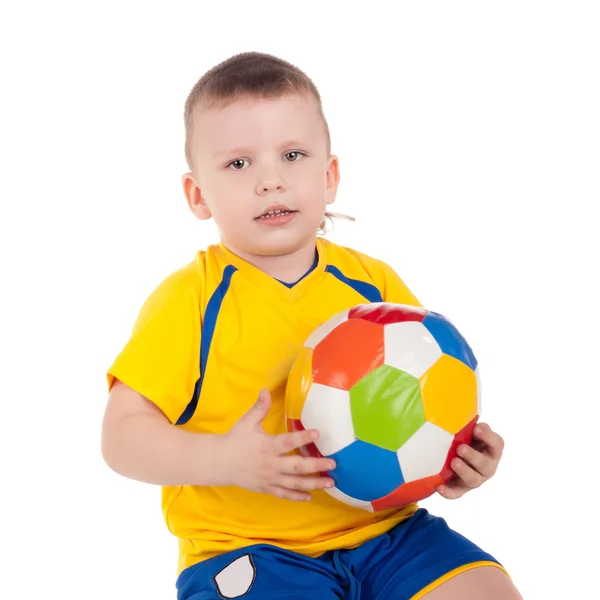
top-left (102, 413), bottom-right (230, 487)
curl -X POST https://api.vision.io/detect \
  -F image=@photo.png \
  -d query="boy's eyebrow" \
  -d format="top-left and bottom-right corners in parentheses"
top-left (214, 147), bottom-right (252, 158)
top-left (215, 140), bottom-right (310, 158)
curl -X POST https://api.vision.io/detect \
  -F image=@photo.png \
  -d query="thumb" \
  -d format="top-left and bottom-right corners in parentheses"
top-left (241, 388), bottom-right (272, 426)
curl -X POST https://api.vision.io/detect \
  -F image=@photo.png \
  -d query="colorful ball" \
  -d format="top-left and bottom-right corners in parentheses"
top-left (284, 302), bottom-right (481, 512)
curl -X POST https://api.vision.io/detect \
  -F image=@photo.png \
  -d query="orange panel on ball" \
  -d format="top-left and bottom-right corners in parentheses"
top-left (420, 354), bottom-right (478, 434)
top-left (313, 319), bottom-right (384, 390)
top-left (371, 475), bottom-right (442, 510)
top-left (285, 346), bottom-right (314, 420)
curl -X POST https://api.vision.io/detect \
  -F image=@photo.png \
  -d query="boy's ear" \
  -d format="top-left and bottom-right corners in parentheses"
top-left (325, 154), bottom-right (340, 206)
top-left (182, 172), bottom-right (212, 220)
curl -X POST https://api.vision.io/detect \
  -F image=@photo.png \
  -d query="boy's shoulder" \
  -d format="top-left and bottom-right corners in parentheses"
top-left (140, 246), bottom-right (216, 308)
top-left (321, 238), bottom-right (421, 307)
top-left (155, 253), bottom-right (205, 290)
top-left (320, 238), bottom-right (401, 279)
top-left (151, 244), bottom-right (223, 288)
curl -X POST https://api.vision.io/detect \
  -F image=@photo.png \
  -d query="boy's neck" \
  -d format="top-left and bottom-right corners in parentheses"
top-left (223, 239), bottom-right (318, 284)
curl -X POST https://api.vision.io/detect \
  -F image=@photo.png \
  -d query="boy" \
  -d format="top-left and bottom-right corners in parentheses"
top-left (102, 52), bottom-right (522, 599)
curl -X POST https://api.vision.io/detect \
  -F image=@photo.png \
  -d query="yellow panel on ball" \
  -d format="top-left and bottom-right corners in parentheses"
top-left (285, 346), bottom-right (314, 420)
top-left (420, 354), bottom-right (478, 434)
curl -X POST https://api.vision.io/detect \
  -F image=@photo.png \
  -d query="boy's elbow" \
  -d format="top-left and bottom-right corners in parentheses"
top-left (100, 380), bottom-right (169, 477)
top-left (101, 416), bottom-right (122, 473)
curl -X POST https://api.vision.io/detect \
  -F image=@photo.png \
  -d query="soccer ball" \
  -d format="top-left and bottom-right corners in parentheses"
top-left (285, 302), bottom-right (481, 511)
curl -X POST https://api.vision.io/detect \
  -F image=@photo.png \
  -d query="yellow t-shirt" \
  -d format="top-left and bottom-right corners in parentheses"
top-left (107, 238), bottom-right (423, 574)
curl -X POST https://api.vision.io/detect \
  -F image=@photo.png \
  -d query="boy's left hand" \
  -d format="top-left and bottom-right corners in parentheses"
top-left (436, 422), bottom-right (504, 500)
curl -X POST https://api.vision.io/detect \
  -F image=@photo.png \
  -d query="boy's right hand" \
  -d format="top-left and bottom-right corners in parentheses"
top-left (221, 389), bottom-right (336, 501)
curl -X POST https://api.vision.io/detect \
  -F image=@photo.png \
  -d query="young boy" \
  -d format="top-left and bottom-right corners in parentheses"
top-left (102, 52), bottom-right (522, 599)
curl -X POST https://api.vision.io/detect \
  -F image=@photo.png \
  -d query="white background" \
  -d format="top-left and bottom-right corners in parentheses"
top-left (1, 1), bottom-right (598, 598)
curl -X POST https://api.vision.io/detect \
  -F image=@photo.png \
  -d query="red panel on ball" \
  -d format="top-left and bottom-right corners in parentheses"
top-left (348, 302), bottom-right (428, 325)
top-left (313, 319), bottom-right (384, 390)
top-left (371, 475), bottom-right (443, 510)
top-left (287, 417), bottom-right (304, 433)
top-left (439, 416), bottom-right (479, 483)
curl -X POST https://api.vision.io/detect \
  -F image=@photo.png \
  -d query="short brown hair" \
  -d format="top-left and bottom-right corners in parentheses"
top-left (183, 52), bottom-right (352, 233)
top-left (184, 51), bottom-right (330, 169)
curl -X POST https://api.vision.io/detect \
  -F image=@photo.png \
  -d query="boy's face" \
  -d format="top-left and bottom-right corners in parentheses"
top-left (183, 93), bottom-right (339, 258)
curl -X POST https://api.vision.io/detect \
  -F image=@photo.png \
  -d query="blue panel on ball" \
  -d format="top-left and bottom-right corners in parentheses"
top-left (329, 439), bottom-right (404, 501)
top-left (422, 312), bottom-right (477, 370)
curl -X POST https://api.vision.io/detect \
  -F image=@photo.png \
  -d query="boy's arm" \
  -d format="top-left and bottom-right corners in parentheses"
top-left (102, 263), bottom-right (335, 497)
top-left (101, 379), bottom-right (227, 487)
top-left (102, 380), bottom-right (336, 498)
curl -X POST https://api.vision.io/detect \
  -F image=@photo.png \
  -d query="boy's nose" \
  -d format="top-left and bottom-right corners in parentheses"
top-left (256, 178), bottom-right (284, 195)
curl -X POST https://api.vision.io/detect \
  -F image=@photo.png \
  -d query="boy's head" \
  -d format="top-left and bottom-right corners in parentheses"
top-left (182, 52), bottom-right (340, 260)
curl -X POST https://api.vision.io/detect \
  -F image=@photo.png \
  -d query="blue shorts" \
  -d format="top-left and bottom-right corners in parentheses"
top-left (176, 509), bottom-right (504, 600)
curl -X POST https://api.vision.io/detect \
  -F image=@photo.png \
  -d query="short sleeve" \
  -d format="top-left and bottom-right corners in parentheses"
top-left (377, 260), bottom-right (423, 308)
top-left (106, 263), bottom-right (202, 425)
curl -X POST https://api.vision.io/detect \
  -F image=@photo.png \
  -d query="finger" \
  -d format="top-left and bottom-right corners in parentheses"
top-left (451, 457), bottom-right (484, 489)
top-left (280, 455), bottom-right (336, 476)
top-left (456, 444), bottom-right (496, 478)
top-left (436, 483), bottom-right (467, 500)
top-left (274, 428), bottom-right (320, 454)
top-left (276, 474), bottom-right (335, 492)
top-left (268, 485), bottom-right (313, 502)
top-left (240, 389), bottom-right (272, 426)
top-left (473, 423), bottom-right (504, 458)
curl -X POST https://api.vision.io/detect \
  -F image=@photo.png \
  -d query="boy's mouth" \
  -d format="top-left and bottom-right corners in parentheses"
top-left (255, 205), bottom-right (297, 220)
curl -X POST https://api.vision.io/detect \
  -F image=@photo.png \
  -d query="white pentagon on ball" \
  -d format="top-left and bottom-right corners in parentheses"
top-left (383, 321), bottom-right (443, 378)
top-left (396, 422), bottom-right (453, 482)
top-left (324, 485), bottom-right (374, 511)
top-left (301, 382), bottom-right (355, 456)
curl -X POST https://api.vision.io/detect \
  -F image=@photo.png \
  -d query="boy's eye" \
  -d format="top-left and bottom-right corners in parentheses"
top-left (228, 159), bottom-right (249, 170)
top-left (284, 152), bottom-right (304, 162)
